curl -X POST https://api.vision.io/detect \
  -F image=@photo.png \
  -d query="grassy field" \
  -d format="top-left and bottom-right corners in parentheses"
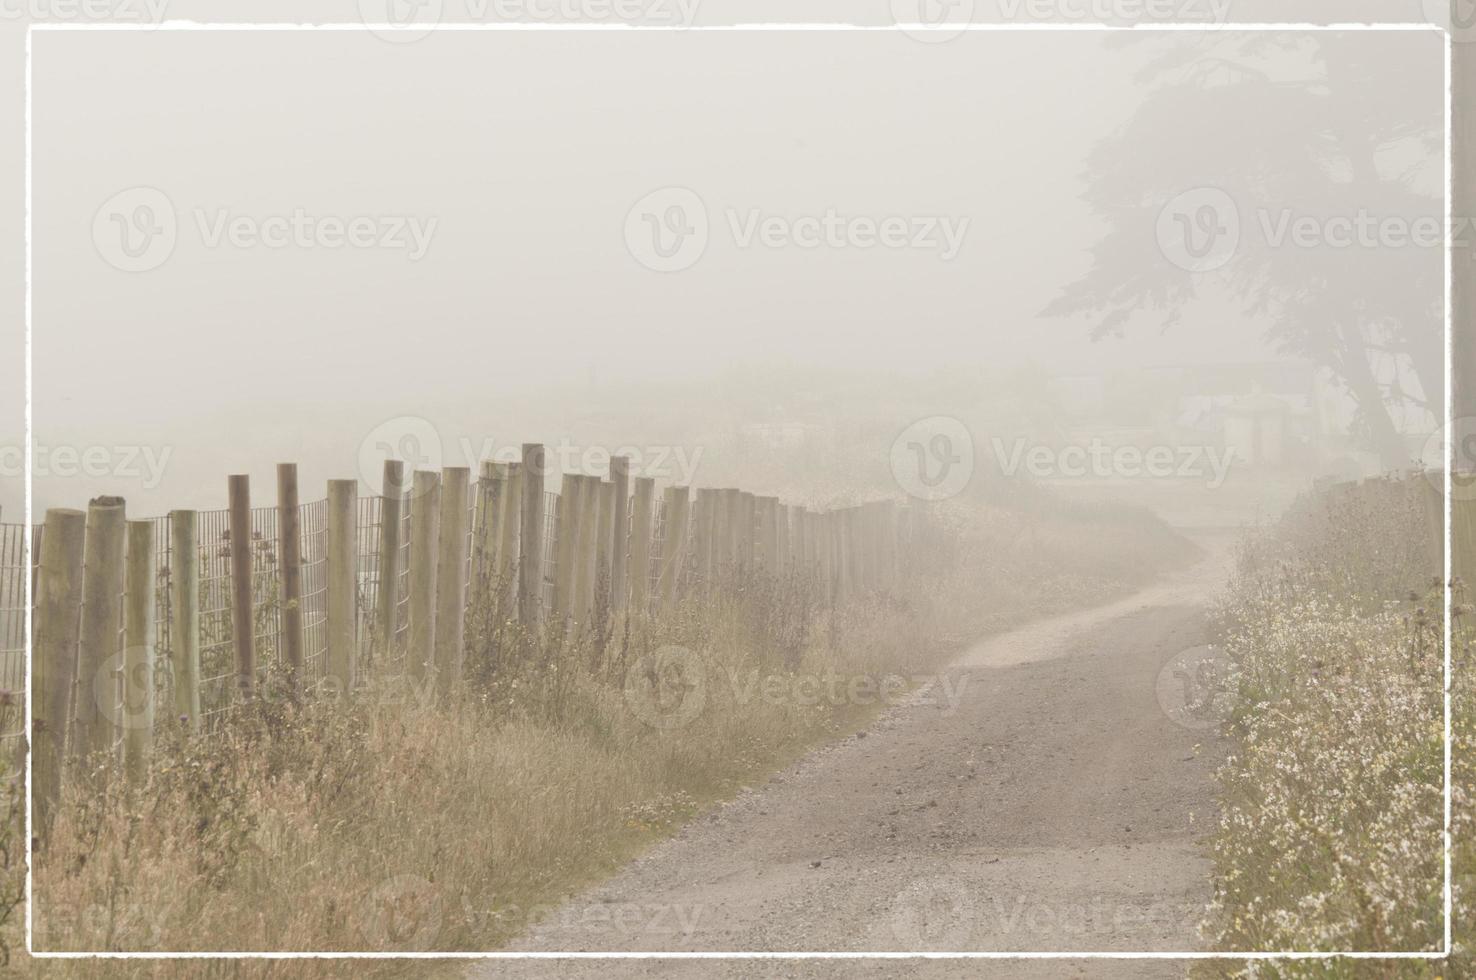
top-left (3, 493), bottom-right (1192, 977)
top-left (1198, 479), bottom-right (1470, 976)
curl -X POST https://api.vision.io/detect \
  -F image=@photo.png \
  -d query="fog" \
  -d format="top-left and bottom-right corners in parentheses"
top-left (9, 21), bottom-right (1448, 521)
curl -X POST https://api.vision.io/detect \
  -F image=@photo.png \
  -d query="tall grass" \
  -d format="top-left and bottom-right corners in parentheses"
top-left (9, 497), bottom-right (1191, 977)
top-left (1199, 479), bottom-right (1470, 976)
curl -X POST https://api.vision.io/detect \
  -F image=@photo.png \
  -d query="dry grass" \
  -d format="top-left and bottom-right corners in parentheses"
top-left (1196, 479), bottom-right (1471, 977)
top-left (5, 497), bottom-right (1191, 978)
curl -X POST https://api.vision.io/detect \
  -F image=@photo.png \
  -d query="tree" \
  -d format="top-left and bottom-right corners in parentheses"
top-left (1046, 33), bottom-right (1445, 469)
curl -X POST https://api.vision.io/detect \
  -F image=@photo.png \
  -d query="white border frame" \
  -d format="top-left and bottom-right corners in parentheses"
top-left (22, 19), bottom-right (1455, 965)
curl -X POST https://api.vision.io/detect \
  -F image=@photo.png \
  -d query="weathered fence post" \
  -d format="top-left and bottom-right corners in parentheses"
top-left (553, 474), bottom-right (582, 624)
top-left (435, 466), bottom-right (471, 694)
top-left (757, 496), bottom-right (779, 573)
top-left (720, 489), bottom-right (740, 570)
top-left (123, 519), bottom-right (155, 782)
top-left (595, 479), bottom-right (615, 624)
top-left (375, 459), bottom-right (405, 664)
top-left (610, 457), bottom-right (630, 613)
top-left (277, 463), bottom-right (306, 697)
top-left (408, 469), bottom-right (441, 683)
top-left (475, 461), bottom-right (504, 593)
top-left (629, 477), bottom-right (655, 616)
top-left (658, 486), bottom-right (689, 609)
top-left (499, 460), bottom-right (523, 603)
top-left (738, 492), bottom-right (756, 571)
top-left (794, 507), bottom-right (810, 579)
top-left (820, 510), bottom-right (837, 603)
top-left (34, 507), bottom-right (85, 839)
top-left (326, 479), bottom-right (359, 697)
top-left (227, 475), bottom-right (255, 703)
top-left (880, 499), bottom-right (898, 587)
top-left (576, 475), bottom-right (600, 623)
top-left (518, 443), bottom-right (546, 628)
top-left (777, 503), bottom-right (792, 573)
top-left (694, 488), bottom-right (715, 588)
top-left (78, 496), bottom-right (126, 762)
top-left (168, 509), bottom-right (201, 732)
top-left (1455, 492), bottom-right (1476, 587)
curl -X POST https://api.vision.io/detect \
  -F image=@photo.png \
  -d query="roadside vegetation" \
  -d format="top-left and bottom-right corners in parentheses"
top-left (4, 488), bottom-right (1191, 977)
top-left (1199, 477), bottom-right (1470, 976)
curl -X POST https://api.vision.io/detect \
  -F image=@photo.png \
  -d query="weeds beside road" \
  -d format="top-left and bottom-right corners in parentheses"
top-left (5, 495), bottom-right (1190, 977)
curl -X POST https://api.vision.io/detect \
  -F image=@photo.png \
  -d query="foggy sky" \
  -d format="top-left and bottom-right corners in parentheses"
top-left (3, 13), bottom-right (1449, 515)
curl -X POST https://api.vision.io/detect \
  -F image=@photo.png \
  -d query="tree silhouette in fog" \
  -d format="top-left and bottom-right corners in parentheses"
top-left (1046, 34), bottom-right (1444, 468)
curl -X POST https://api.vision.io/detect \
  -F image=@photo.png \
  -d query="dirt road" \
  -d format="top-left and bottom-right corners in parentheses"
top-left (470, 536), bottom-right (1234, 979)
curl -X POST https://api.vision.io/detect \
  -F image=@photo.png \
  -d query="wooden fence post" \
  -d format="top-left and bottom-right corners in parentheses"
top-left (821, 510), bottom-right (837, 603)
top-left (34, 507), bottom-right (85, 838)
top-left (738, 492), bottom-right (756, 571)
top-left (518, 444), bottom-right (546, 628)
top-left (277, 463), bottom-right (306, 697)
top-left (435, 466), bottom-right (471, 694)
top-left (777, 503), bottom-right (792, 573)
top-left (78, 495), bottom-right (126, 762)
top-left (610, 457), bottom-right (631, 613)
top-left (576, 475), bottom-right (600, 623)
top-left (595, 479), bottom-right (615, 625)
top-left (168, 509), bottom-right (201, 732)
top-left (721, 489), bottom-right (740, 570)
top-left (375, 459), bottom-right (405, 665)
top-left (629, 477), bottom-right (655, 616)
top-left (499, 460), bottom-right (523, 605)
top-left (227, 475), bottom-right (255, 703)
top-left (794, 507), bottom-right (810, 578)
top-left (553, 474), bottom-right (582, 624)
top-left (474, 461), bottom-right (504, 594)
top-left (757, 496), bottom-right (779, 573)
top-left (1455, 493), bottom-right (1476, 588)
top-left (326, 479), bottom-right (358, 697)
top-left (408, 470), bottom-right (441, 683)
top-left (694, 488), bottom-right (715, 588)
top-left (657, 486), bottom-right (689, 609)
top-left (123, 519), bottom-right (155, 782)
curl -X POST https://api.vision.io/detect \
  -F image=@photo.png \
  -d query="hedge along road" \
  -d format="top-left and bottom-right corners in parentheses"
top-left (467, 534), bottom-right (1237, 980)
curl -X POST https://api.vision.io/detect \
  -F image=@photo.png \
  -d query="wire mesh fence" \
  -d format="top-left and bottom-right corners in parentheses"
top-left (23, 463), bottom-right (903, 765)
top-left (0, 523), bottom-right (33, 742)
